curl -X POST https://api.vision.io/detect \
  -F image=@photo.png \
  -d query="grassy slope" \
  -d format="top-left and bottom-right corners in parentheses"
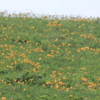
top-left (0, 13), bottom-right (100, 100)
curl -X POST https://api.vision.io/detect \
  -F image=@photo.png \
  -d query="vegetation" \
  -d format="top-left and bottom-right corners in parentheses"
top-left (0, 11), bottom-right (100, 100)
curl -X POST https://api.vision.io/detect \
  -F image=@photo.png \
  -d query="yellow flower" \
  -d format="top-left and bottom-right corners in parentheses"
top-left (65, 88), bottom-right (69, 92)
top-left (42, 84), bottom-right (46, 87)
top-left (38, 58), bottom-right (42, 60)
top-left (80, 67), bottom-right (86, 70)
top-left (88, 82), bottom-right (96, 87)
top-left (1, 53), bottom-right (4, 55)
top-left (77, 49), bottom-right (80, 52)
top-left (44, 16), bottom-right (49, 18)
top-left (58, 81), bottom-right (65, 85)
top-left (62, 77), bottom-right (68, 79)
top-left (50, 74), bottom-right (56, 78)
top-left (55, 83), bottom-right (59, 88)
top-left (23, 88), bottom-right (26, 91)
top-left (58, 73), bottom-right (63, 76)
top-left (35, 42), bottom-right (39, 45)
top-left (46, 81), bottom-right (52, 84)
top-left (54, 38), bottom-right (58, 42)
top-left (69, 95), bottom-right (73, 97)
top-left (52, 71), bottom-right (56, 74)
top-left (8, 84), bottom-right (12, 86)
top-left (32, 68), bottom-right (37, 72)
top-left (81, 77), bottom-right (88, 82)
top-left (23, 59), bottom-right (29, 63)
top-left (68, 43), bottom-right (71, 46)
top-left (27, 95), bottom-right (30, 97)
top-left (1, 97), bottom-right (6, 100)
top-left (47, 54), bottom-right (54, 57)
top-left (72, 55), bottom-right (75, 57)
top-left (29, 79), bottom-right (34, 82)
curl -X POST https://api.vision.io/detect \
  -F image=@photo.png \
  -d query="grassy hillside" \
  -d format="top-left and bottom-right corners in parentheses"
top-left (0, 12), bottom-right (100, 100)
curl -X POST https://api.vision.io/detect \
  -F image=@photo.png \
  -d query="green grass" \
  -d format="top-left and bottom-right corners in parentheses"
top-left (0, 11), bottom-right (100, 100)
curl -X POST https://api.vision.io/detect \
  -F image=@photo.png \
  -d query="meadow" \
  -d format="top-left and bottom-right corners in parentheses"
top-left (0, 11), bottom-right (100, 100)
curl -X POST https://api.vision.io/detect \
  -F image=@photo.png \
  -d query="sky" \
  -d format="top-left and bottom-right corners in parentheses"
top-left (0, 0), bottom-right (100, 18)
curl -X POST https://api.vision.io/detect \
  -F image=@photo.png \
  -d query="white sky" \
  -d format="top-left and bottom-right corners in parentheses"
top-left (0, 0), bottom-right (100, 18)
